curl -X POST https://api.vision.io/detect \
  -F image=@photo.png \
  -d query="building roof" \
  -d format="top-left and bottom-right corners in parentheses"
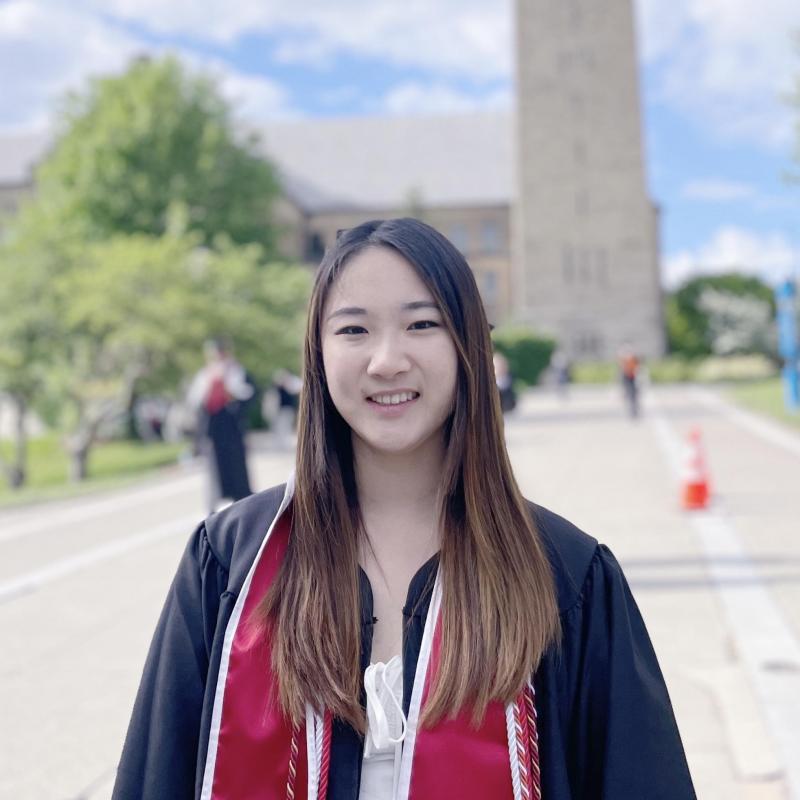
top-left (0, 111), bottom-right (514, 212)
top-left (0, 130), bottom-right (51, 186)
top-left (257, 112), bottom-right (513, 212)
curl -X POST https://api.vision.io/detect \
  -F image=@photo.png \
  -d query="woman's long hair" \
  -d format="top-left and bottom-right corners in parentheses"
top-left (260, 218), bottom-right (560, 731)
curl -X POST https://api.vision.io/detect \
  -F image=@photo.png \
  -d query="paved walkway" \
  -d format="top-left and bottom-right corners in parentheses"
top-left (1, 385), bottom-right (798, 799)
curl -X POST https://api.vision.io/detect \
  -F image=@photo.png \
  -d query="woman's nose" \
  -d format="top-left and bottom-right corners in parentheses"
top-left (366, 334), bottom-right (411, 378)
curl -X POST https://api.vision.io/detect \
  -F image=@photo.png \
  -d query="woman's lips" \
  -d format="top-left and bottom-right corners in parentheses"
top-left (366, 394), bottom-right (420, 415)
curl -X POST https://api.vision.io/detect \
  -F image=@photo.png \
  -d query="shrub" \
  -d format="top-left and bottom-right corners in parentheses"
top-left (492, 327), bottom-right (556, 387)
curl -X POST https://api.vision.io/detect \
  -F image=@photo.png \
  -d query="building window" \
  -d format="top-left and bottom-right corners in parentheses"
top-left (482, 271), bottom-right (498, 305)
top-left (566, 0), bottom-right (583, 28)
top-left (570, 93), bottom-right (585, 118)
top-left (575, 330), bottom-right (603, 357)
top-left (480, 220), bottom-right (501, 254)
top-left (575, 190), bottom-right (589, 216)
top-left (449, 223), bottom-right (469, 253)
top-left (595, 248), bottom-right (609, 285)
top-left (573, 140), bottom-right (587, 165)
top-left (578, 248), bottom-right (591, 283)
top-left (562, 245), bottom-right (575, 284)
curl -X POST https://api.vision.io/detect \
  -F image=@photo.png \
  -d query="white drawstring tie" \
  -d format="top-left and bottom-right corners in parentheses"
top-left (363, 655), bottom-right (407, 757)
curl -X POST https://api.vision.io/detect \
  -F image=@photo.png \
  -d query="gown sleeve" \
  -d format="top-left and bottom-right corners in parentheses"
top-left (564, 544), bottom-right (696, 799)
top-left (112, 522), bottom-right (228, 800)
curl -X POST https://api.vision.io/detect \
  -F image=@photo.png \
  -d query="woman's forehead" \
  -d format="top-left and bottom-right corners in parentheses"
top-left (326, 247), bottom-right (435, 307)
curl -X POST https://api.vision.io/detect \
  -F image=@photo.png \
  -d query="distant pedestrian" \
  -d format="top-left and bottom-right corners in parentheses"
top-left (550, 349), bottom-right (572, 400)
top-left (272, 368), bottom-right (302, 450)
top-left (619, 344), bottom-right (641, 418)
top-left (187, 338), bottom-right (254, 511)
top-left (493, 350), bottom-right (517, 413)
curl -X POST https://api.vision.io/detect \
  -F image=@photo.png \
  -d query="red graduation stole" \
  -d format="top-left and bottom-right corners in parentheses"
top-left (200, 487), bottom-right (541, 800)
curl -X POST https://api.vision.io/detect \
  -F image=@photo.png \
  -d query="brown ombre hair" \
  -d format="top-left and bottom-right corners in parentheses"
top-left (261, 218), bottom-right (560, 731)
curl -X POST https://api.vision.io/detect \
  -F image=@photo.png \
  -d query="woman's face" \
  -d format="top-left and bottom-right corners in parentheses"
top-left (321, 246), bottom-right (458, 458)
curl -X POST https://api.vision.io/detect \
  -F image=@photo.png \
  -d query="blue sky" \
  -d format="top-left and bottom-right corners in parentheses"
top-left (1, 0), bottom-right (798, 288)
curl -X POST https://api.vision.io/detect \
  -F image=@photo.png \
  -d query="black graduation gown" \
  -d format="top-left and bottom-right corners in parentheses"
top-left (112, 485), bottom-right (696, 799)
top-left (202, 403), bottom-right (251, 502)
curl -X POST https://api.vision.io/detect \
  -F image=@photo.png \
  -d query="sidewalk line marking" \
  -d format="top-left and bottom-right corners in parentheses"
top-left (0, 513), bottom-right (198, 604)
top-left (650, 407), bottom-right (800, 796)
top-left (691, 386), bottom-right (800, 459)
top-left (0, 471), bottom-right (201, 544)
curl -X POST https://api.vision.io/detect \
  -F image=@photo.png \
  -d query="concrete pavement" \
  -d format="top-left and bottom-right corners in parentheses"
top-left (0, 385), bottom-right (798, 799)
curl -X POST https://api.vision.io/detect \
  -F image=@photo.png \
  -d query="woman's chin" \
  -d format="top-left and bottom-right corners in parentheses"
top-left (353, 429), bottom-right (431, 459)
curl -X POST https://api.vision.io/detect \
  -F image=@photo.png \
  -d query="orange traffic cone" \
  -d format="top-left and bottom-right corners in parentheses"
top-left (681, 428), bottom-right (711, 510)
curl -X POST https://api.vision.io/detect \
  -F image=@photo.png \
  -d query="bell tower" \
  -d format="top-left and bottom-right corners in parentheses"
top-left (512, 0), bottom-right (664, 358)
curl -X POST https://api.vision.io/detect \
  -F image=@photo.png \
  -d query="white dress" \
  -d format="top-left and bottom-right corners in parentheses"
top-left (359, 655), bottom-right (407, 800)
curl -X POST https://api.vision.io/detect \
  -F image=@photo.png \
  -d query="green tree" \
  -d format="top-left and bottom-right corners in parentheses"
top-left (666, 273), bottom-right (776, 358)
top-left (50, 232), bottom-right (309, 481)
top-left (0, 55), bottom-right (297, 487)
top-left (36, 55), bottom-right (281, 253)
top-left (0, 206), bottom-right (79, 487)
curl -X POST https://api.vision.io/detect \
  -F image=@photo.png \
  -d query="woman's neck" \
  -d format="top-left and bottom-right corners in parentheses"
top-left (353, 432), bottom-right (444, 520)
top-left (353, 433), bottom-right (445, 574)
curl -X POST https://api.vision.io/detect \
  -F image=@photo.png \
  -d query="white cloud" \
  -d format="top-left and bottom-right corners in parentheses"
top-left (0, 1), bottom-right (293, 131)
top-left (0, 1), bottom-right (142, 131)
top-left (4, 0), bottom-right (799, 152)
top-left (180, 56), bottom-right (294, 121)
top-left (637, 0), bottom-right (800, 149)
top-left (663, 226), bottom-right (800, 288)
top-left (74, 0), bottom-right (513, 81)
top-left (379, 82), bottom-right (511, 116)
top-left (681, 179), bottom-right (754, 201)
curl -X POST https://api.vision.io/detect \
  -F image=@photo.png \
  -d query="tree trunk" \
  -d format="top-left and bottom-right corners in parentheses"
top-left (68, 444), bottom-right (90, 482)
top-left (0, 394), bottom-right (28, 489)
top-left (66, 424), bottom-right (95, 483)
top-left (9, 395), bottom-right (27, 488)
top-left (126, 385), bottom-right (141, 441)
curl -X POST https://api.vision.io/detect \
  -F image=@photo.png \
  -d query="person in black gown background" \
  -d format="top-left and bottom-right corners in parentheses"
top-left (187, 338), bottom-right (254, 511)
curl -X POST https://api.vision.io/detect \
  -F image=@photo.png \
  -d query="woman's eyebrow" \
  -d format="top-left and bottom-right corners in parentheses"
top-left (402, 300), bottom-right (439, 312)
top-left (326, 300), bottom-right (438, 323)
top-left (326, 306), bottom-right (366, 322)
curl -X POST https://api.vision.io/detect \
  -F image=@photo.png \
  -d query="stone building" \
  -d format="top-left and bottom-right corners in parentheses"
top-left (514, 0), bottom-right (664, 357)
top-left (0, 0), bottom-right (663, 358)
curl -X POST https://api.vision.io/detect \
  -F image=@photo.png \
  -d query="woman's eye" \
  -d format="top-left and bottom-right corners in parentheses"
top-left (335, 325), bottom-right (367, 335)
top-left (408, 320), bottom-right (440, 331)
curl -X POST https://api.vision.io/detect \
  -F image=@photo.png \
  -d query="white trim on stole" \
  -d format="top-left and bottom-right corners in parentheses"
top-left (199, 473), bottom-right (296, 800)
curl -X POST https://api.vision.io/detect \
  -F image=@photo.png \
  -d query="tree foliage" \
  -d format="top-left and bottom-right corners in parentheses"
top-left (0, 55), bottom-right (305, 486)
top-left (48, 232), bottom-right (310, 479)
top-left (36, 55), bottom-right (281, 253)
top-left (666, 273), bottom-right (776, 358)
top-left (0, 206), bottom-right (79, 485)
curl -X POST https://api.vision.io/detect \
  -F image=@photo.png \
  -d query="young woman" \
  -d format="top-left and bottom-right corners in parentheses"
top-left (113, 218), bottom-right (696, 799)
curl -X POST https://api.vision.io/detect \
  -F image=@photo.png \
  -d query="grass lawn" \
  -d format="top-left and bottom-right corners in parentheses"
top-left (0, 434), bottom-right (185, 507)
top-left (726, 377), bottom-right (800, 430)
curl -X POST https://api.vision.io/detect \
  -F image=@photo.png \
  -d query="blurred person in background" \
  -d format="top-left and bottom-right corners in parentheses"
top-left (550, 349), bottom-right (572, 401)
top-left (618, 343), bottom-right (641, 419)
top-left (187, 338), bottom-right (254, 511)
top-left (493, 349), bottom-right (517, 414)
top-left (113, 219), bottom-right (695, 800)
top-left (272, 367), bottom-right (303, 450)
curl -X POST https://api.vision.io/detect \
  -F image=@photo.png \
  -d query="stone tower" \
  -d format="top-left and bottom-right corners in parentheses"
top-left (513, 0), bottom-right (664, 359)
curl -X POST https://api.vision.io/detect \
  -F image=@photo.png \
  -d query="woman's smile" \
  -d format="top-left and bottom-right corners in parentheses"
top-left (366, 389), bottom-right (421, 416)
